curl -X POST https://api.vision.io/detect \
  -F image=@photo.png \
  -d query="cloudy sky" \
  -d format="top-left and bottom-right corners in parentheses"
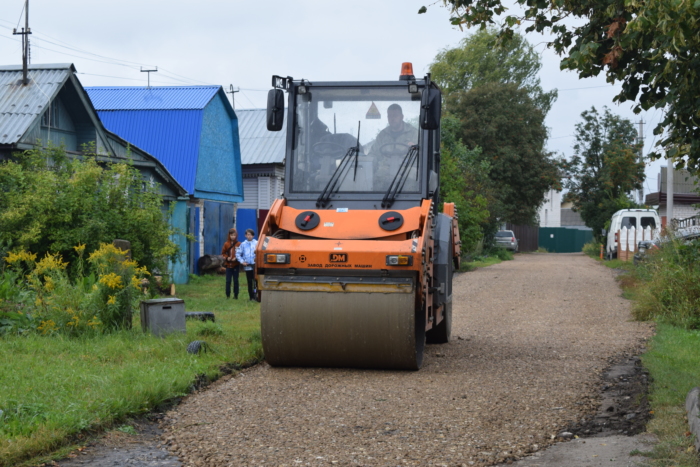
top-left (0, 0), bottom-right (666, 197)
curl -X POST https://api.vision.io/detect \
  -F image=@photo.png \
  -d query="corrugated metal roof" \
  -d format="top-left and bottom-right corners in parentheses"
top-left (237, 108), bottom-right (286, 165)
top-left (97, 109), bottom-right (203, 193)
top-left (86, 86), bottom-right (219, 110)
top-left (0, 64), bottom-right (72, 144)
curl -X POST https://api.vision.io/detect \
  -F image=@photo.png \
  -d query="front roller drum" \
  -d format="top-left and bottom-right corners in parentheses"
top-left (261, 290), bottom-right (425, 370)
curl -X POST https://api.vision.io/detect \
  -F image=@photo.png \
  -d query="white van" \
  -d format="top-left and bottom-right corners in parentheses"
top-left (606, 209), bottom-right (660, 259)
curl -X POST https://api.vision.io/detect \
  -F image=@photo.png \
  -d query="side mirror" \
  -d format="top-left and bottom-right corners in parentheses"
top-left (267, 89), bottom-right (285, 131)
top-left (420, 87), bottom-right (441, 130)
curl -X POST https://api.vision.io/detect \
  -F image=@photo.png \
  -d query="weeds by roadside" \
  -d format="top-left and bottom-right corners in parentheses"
top-left (588, 238), bottom-right (700, 467)
top-left (459, 247), bottom-right (514, 272)
top-left (0, 274), bottom-right (262, 467)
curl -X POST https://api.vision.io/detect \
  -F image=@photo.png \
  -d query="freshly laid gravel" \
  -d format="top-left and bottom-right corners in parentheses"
top-left (161, 253), bottom-right (653, 466)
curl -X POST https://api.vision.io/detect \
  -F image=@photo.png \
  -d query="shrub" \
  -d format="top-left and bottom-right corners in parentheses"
top-left (0, 145), bottom-right (179, 276)
top-left (633, 238), bottom-right (700, 328)
top-left (4, 244), bottom-right (150, 335)
top-left (582, 241), bottom-right (602, 258)
top-left (490, 247), bottom-right (514, 261)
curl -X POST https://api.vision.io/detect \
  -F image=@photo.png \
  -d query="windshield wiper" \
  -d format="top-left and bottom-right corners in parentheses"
top-left (316, 122), bottom-right (361, 209)
top-left (381, 145), bottom-right (419, 209)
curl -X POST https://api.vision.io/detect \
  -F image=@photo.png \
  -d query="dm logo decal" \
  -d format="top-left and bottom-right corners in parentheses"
top-left (329, 253), bottom-right (348, 263)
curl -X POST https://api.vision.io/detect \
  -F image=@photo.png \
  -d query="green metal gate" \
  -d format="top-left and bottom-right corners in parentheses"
top-left (538, 228), bottom-right (593, 253)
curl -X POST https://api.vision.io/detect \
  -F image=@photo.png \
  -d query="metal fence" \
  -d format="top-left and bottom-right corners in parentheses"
top-left (671, 215), bottom-right (700, 229)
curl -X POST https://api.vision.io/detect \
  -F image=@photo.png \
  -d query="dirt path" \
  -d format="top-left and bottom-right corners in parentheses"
top-left (145, 253), bottom-right (649, 466)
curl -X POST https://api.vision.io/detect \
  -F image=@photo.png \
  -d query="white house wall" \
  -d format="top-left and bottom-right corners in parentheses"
top-left (538, 189), bottom-right (562, 227)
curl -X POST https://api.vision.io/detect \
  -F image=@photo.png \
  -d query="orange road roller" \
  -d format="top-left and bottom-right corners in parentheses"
top-left (256, 64), bottom-right (460, 369)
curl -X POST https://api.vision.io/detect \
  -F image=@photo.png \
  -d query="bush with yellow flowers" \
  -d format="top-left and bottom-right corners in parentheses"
top-left (4, 243), bottom-right (150, 335)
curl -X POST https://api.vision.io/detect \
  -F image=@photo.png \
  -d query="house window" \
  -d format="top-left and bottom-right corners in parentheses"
top-left (41, 102), bottom-right (60, 129)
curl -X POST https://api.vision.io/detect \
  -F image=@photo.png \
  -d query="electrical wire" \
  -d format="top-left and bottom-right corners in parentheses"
top-left (556, 85), bottom-right (614, 92)
top-left (14, 1), bottom-right (25, 31)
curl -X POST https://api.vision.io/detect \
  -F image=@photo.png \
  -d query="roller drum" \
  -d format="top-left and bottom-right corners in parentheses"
top-left (261, 290), bottom-right (424, 370)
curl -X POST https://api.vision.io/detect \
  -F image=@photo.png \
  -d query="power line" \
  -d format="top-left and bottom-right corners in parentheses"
top-left (1, 19), bottom-right (212, 86)
top-left (556, 85), bottom-right (614, 92)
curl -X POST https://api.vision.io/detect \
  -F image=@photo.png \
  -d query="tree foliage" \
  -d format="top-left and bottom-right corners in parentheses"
top-left (447, 82), bottom-right (561, 225)
top-left (0, 146), bottom-right (179, 274)
top-left (430, 28), bottom-right (557, 114)
top-left (439, 116), bottom-right (492, 251)
top-left (424, 0), bottom-right (700, 171)
top-left (563, 106), bottom-right (644, 240)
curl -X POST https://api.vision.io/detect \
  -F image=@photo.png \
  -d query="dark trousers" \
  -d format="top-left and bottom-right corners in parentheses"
top-left (225, 266), bottom-right (240, 298)
top-left (244, 268), bottom-right (256, 299)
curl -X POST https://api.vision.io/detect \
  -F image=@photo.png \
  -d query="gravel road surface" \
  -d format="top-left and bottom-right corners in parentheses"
top-left (151, 253), bottom-right (653, 466)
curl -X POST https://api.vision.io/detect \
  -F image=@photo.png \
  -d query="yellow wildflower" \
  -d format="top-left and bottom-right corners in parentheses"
top-left (88, 243), bottom-right (128, 263)
top-left (37, 319), bottom-right (57, 335)
top-left (131, 275), bottom-right (142, 290)
top-left (122, 259), bottom-right (138, 268)
top-left (88, 316), bottom-right (101, 328)
top-left (99, 273), bottom-right (124, 289)
top-left (135, 265), bottom-right (150, 276)
top-left (92, 284), bottom-right (98, 291)
top-left (5, 250), bottom-right (37, 264)
top-left (35, 253), bottom-right (68, 275)
top-left (35, 297), bottom-right (43, 307)
top-left (67, 314), bottom-right (80, 327)
top-left (73, 243), bottom-right (86, 255)
top-left (107, 295), bottom-right (117, 305)
top-left (43, 276), bottom-right (55, 292)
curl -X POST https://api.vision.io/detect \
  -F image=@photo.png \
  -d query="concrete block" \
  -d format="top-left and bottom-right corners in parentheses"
top-left (140, 298), bottom-right (186, 337)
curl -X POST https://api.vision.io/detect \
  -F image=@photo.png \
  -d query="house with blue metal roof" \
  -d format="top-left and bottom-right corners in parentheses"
top-left (235, 108), bottom-right (286, 239)
top-left (0, 63), bottom-right (194, 276)
top-left (85, 85), bottom-right (244, 275)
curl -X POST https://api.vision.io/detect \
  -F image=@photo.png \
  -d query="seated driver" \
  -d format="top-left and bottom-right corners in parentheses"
top-left (370, 103), bottom-right (418, 190)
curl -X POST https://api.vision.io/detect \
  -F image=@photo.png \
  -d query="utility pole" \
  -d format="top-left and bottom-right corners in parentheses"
top-left (12, 0), bottom-right (31, 85)
top-left (226, 85), bottom-right (240, 109)
top-left (140, 66), bottom-right (158, 88)
top-left (666, 158), bottom-right (674, 228)
top-left (636, 119), bottom-right (645, 205)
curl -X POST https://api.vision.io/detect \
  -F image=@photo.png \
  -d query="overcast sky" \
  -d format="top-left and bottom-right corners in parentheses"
top-left (0, 0), bottom-right (667, 197)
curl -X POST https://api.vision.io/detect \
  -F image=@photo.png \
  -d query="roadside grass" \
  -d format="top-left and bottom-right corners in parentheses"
top-left (587, 247), bottom-right (700, 467)
top-left (0, 273), bottom-right (262, 467)
top-left (459, 248), bottom-right (514, 272)
top-left (641, 324), bottom-right (700, 467)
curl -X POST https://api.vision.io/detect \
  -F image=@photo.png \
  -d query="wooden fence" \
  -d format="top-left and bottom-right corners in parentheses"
top-left (616, 226), bottom-right (658, 261)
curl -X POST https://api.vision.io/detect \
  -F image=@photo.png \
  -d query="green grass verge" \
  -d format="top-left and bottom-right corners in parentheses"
top-left (642, 324), bottom-right (700, 467)
top-left (585, 255), bottom-right (700, 466)
top-left (0, 274), bottom-right (262, 467)
top-left (460, 255), bottom-right (504, 271)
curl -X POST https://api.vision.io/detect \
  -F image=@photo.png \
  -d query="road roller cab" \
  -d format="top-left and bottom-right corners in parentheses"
top-left (257, 64), bottom-right (460, 370)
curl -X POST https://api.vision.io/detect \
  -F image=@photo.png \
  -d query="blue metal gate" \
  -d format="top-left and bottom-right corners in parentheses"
top-left (203, 201), bottom-right (235, 256)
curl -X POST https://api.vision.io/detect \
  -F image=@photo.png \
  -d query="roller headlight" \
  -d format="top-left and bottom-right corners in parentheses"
top-left (386, 255), bottom-right (412, 266)
top-left (265, 253), bottom-right (290, 264)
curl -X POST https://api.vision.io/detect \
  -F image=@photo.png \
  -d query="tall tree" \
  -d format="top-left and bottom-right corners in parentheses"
top-left (439, 116), bottom-right (492, 251)
top-left (422, 0), bottom-right (700, 172)
top-left (430, 28), bottom-right (557, 114)
top-left (563, 106), bottom-right (644, 240)
top-left (448, 82), bottom-right (561, 225)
